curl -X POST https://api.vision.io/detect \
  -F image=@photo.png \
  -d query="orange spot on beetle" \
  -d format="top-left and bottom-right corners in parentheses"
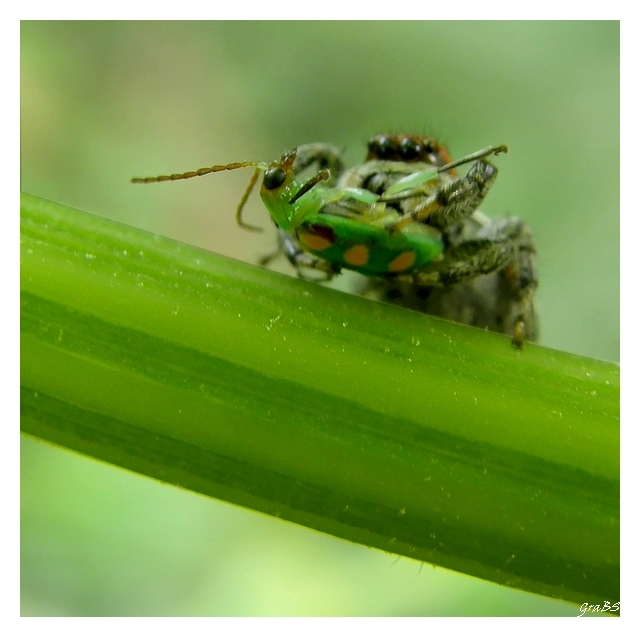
top-left (388, 250), bottom-right (416, 272)
top-left (343, 245), bottom-right (369, 267)
top-left (298, 223), bottom-right (336, 252)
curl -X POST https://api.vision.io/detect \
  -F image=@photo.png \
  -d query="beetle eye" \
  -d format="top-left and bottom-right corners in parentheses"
top-left (399, 137), bottom-right (421, 160)
top-left (263, 167), bottom-right (286, 190)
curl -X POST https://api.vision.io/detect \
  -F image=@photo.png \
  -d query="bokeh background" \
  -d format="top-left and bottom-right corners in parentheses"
top-left (21, 21), bottom-right (619, 616)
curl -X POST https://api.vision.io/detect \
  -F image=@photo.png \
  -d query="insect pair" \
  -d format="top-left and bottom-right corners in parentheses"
top-left (132, 135), bottom-right (537, 348)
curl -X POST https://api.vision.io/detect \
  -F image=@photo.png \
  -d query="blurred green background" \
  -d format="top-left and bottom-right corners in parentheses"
top-left (20, 21), bottom-right (619, 616)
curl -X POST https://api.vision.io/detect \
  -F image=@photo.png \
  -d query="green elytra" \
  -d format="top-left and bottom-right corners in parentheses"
top-left (132, 144), bottom-right (507, 278)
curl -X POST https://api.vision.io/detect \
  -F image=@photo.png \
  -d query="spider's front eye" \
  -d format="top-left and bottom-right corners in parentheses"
top-left (399, 137), bottom-right (421, 160)
top-left (263, 167), bottom-right (286, 190)
top-left (369, 135), bottom-right (395, 160)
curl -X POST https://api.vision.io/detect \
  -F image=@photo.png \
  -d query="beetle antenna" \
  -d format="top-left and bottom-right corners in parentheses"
top-left (236, 167), bottom-right (263, 232)
top-left (131, 161), bottom-right (267, 184)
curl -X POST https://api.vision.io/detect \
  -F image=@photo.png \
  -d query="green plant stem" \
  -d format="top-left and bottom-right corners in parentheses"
top-left (20, 192), bottom-right (619, 606)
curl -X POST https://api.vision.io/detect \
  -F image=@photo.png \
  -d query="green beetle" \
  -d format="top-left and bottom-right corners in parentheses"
top-left (132, 142), bottom-right (506, 280)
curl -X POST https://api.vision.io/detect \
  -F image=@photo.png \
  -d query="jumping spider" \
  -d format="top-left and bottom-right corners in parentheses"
top-left (268, 135), bottom-right (538, 348)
